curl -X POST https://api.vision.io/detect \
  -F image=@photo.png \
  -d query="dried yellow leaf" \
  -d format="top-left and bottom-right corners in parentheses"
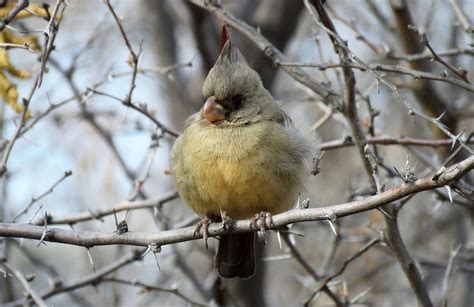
top-left (0, 1), bottom-right (51, 20)
top-left (0, 71), bottom-right (31, 118)
top-left (0, 1), bottom-right (45, 118)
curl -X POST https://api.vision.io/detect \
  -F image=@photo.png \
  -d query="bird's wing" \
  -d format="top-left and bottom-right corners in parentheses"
top-left (271, 108), bottom-right (294, 128)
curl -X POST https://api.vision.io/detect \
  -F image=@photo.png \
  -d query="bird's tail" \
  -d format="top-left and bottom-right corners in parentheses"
top-left (215, 233), bottom-right (255, 279)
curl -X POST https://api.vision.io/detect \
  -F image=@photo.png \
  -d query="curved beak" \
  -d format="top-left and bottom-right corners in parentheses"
top-left (202, 97), bottom-right (228, 123)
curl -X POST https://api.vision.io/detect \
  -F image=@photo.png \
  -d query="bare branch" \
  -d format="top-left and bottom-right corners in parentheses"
top-left (4, 250), bottom-right (145, 305)
top-left (0, 0), bottom-right (29, 31)
top-left (317, 135), bottom-right (474, 151)
top-left (0, 0), bottom-right (66, 177)
top-left (279, 61), bottom-right (474, 92)
top-left (0, 156), bottom-right (471, 248)
top-left (305, 236), bottom-right (381, 306)
top-left (441, 245), bottom-right (462, 307)
top-left (1, 258), bottom-right (47, 307)
top-left (101, 277), bottom-right (206, 306)
top-left (12, 170), bottom-right (72, 222)
top-left (33, 191), bottom-right (179, 226)
top-left (281, 234), bottom-right (344, 306)
top-left (305, 0), bottom-right (376, 190)
top-left (447, 0), bottom-right (473, 35)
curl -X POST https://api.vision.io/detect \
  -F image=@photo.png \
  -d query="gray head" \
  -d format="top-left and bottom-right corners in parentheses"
top-left (201, 40), bottom-right (276, 127)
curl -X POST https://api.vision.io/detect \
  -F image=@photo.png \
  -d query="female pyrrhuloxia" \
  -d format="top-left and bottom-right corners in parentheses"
top-left (171, 35), bottom-right (310, 278)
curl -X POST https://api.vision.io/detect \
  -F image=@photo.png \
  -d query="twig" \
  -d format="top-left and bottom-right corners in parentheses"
top-left (0, 98), bottom-right (31, 177)
top-left (364, 145), bottom-right (385, 193)
top-left (3, 250), bottom-right (145, 305)
top-left (0, 0), bottom-right (66, 177)
top-left (326, 3), bottom-right (383, 54)
top-left (104, 0), bottom-right (139, 107)
top-left (281, 233), bottom-right (344, 306)
top-left (37, 0), bottom-right (65, 88)
top-left (441, 245), bottom-right (462, 307)
top-left (0, 42), bottom-right (36, 52)
top-left (418, 255), bottom-right (474, 274)
top-left (305, 236), bottom-right (381, 306)
top-left (383, 208), bottom-right (433, 307)
top-left (33, 191), bottom-right (178, 226)
top-left (1, 258), bottom-right (47, 307)
top-left (387, 47), bottom-right (474, 62)
top-left (87, 88), bottom-right (179, 138)
top-left (278, 61), bottom-right (474, 92)
top-left (306, 0), bottom-right (376, 190)
top-left (48, 57), bottom-right (147, 197)
top-left (411, 28), bottom-right (471, 83)
top-left (317, 135), bottom-right (474, 151)
top-left (12, 170), bottom-right (72, 222)
top-left (100, 277), bottom-right (206, 306)
top-left (0, 0), bottom-right (29, 31)
top-left (447, 0), bottom-right (473, 36)
top-left (20, 95), bottom-right (77, 136)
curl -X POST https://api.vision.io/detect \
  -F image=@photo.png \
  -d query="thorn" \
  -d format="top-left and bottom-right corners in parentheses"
top-left (140, 244), bottom-right (152, 260)
top-left (451, 130), bottom-right (464, 151)
top-left (376, 207), bottom-right (393, 219)
top-left (220, 23), bottom-right (230, 51)
top-left (435, 111), bottom-right (446, 121)
top-left (277, 231), bottom-right (283, 251)
top-left (327, 220), bottom-right (338, 237)
top-left (113, 208), bottom-right (119, 228)
top-left (295, 193), bottom-right (301, 209)
top-left (350, 287), bottom-right (373, 304)
top-left (146, 243), bottom-right (162, 271)
top-left (152, 251), bottom-right (160, 271)
top-left (86, 247), bottom-right (96, 273)
top-left (27, 204), bottom-right (43, 224)
top-left (445, 185), bottom-right (453, 205)
top-left (37, 211), bottom-right (50, 247)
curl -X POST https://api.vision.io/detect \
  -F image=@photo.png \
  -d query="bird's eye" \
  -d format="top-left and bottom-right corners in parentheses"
top-left (231, 94), bottom-right (243, 108)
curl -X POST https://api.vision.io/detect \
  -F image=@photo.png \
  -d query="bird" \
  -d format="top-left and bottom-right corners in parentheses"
top-left (171, 25), bottom-right (311, 279)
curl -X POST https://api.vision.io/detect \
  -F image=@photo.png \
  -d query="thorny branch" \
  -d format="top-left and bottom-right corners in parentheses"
top-left (0, 0), bottom-right (66, 177)
top-left (281, 234), bottom-right (345, 306)
top-left (1, 257), bottom-right (47, 307)
top-left (3, 250), bottom-right (145, 306)
top-left (279, 61), bottom-right (474, 92)
top-left (317, 135), bottom-right (474, 151)
top-left (12, 170), bottom-right (72, 222)
top-left (0, 155), bottom-right (472, 248)
top-left (100, 278), bottom-right (206, 306)
top-left (305, 236), bottom-right (382, 306)
top-left (306, 0), bottom-right (376, 190)
top-left (33, 191), bottom-right (179, 226)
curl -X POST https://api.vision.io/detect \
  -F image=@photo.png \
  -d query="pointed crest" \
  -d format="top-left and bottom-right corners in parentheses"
top-left (220, 24), bottom-right (230, 52)
top-left (216, 24), bottom-right (247, 65)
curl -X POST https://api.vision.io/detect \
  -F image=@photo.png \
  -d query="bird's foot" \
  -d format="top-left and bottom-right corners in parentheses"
top-left (194, 215), bottom-right (213, 249)
top-left (250, 211), bottom-right (274, 245)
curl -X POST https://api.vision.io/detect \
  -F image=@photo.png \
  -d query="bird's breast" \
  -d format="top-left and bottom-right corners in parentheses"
top-left (172, 122), bottom-right (304, 219)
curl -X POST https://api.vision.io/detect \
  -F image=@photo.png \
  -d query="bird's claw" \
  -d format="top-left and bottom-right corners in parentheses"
top-left (194, 216), bottom-right (212, 249)
top-left (250, 211), bottom-right (274, 245)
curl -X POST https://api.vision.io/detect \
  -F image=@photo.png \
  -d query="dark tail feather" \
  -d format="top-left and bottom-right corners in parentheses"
top-left (215, 233), bottom-right (255, 279)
